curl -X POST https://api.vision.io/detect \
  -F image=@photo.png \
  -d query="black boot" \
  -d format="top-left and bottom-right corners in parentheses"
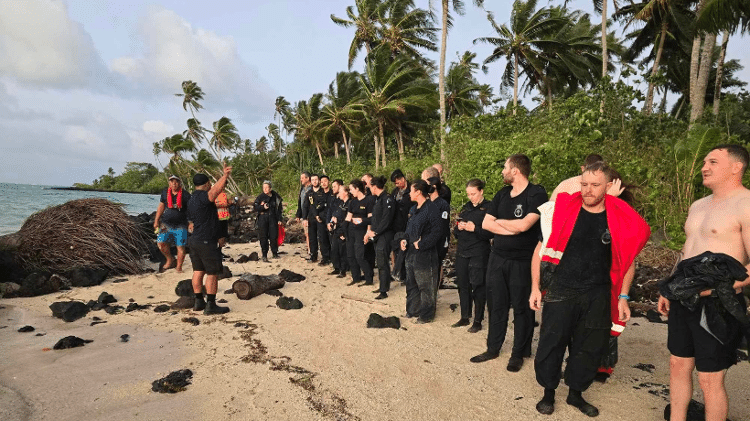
top-left (536, 389), bottom-right (555, 415)
top-left (193, 294), bottom-right (206, 311)
top-left (566, 390), bottom-right (598, 417)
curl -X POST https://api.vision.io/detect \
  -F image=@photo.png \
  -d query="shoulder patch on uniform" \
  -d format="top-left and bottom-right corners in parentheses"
top-left (441, 211), bottom-right (448, 219)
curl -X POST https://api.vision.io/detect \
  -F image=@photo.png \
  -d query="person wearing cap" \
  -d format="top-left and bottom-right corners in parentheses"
top-left (154, 175), bottom-right (191, 273)
top-left (254, 180), bottom-right (283, 262)
top-left (187, 165), bottom-right (232, 315)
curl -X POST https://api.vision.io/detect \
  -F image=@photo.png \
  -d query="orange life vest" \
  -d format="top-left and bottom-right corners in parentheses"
top-left (215, 192), bottom-right (231, 221)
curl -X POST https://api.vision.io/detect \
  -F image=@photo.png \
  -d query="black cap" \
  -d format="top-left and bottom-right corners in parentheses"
top-left (390, 168), bottom-right (405, 182)
top-left (193, 173), bottom-right (210, 186)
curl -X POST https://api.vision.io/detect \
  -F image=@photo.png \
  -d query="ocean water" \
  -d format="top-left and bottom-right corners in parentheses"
top-left (0, 183), bottom-right (161, 236)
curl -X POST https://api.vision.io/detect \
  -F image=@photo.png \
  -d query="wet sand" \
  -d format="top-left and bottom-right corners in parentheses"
top-left (1, 242), bottom-right (748, 421)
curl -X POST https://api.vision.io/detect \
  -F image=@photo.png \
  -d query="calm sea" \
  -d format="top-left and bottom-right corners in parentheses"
top-left (0, 183), bottom-right (160, 236)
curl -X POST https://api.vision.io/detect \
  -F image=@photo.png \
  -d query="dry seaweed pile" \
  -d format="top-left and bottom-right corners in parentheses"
top-left (15, 198), bottom-right (149, 274)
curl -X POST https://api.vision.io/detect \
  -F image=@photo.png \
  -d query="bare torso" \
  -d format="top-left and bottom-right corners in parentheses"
top-left (683, 188), bottom-right (750, 273)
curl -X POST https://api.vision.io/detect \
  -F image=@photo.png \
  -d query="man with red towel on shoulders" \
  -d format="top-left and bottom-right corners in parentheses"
top-left (154, 175), bottom-right (191, 273)
top-left (529, 162), bottom-right (650, 417)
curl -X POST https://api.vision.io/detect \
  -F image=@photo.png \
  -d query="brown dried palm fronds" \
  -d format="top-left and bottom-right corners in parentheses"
top-left (15, 198), bottom-right (149, 274)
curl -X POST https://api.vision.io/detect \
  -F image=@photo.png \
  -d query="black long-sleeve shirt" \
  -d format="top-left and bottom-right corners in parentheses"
top-left (404, 200), bottom-right (441, 252)
top-left (432, 196), bottom-right (451, 252)
top-left (453, 199), bottom-right (492, 258)
top-left (370, 190), bottom-right (396, 236)
top-left (304, 187), bottom-right (330, 220)
top-left (296, 184), bottom-right (312, 219)
top-left (254, 191), bottom-right (283, 221)
top-left (390, 184), bottom-right (414, 233)
top-left (348, 195), bottom-right (375, 231)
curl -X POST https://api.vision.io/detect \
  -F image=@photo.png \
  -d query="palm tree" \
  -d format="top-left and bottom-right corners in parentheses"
top-left (615, 0), bottom-right (695, 115)
top-left (444, 58), bottom-right (485, 119)
top-left (356, 50), bottom-right (438, 167)
top-left (209, 117), bottom-right (240, 161)
top-left (293, 94), bottom-right (326, 167)
top-left (160, 134), bottom-right (198, 177)
top-left (255, 136), bottom-right (268, 154)
top-left (266, 123), bottom-right (284, 153)
top-left (377, 0), bottom-right (439, 68)
top-left (331, 0), bottom-right (388, 69)
top-left (436, 0), bottom-right (484, 160)
top-left (475, 1), bottom-right (567, 115)
top-left (319, 71), bottom-right (364, 164)
top-left (274, 96), bottom-right (290, 149)
top-left (175, 80), bottom-right (205, 119)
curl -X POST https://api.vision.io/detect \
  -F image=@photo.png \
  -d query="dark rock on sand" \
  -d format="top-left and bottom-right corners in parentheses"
top-left (18, 325), bottom-right (35, 332)
top-left (153, 304), bottom-right (171, 313)
top-left (265, 289), bottom-right (283, 297)
top-left (19, 272), bottom-right (53, 296)
top-left (175, 279), bottom-right (203, 297)
top-left (151, 369), bottom-right (193, 393)
top-left (171, 296), bottom-right (195, 309)
top-left (218, 299), bottom-right (227, 303)
top-left (90, 320), bottom-right (107, 326)
top-left (53, 336), bottom-right (93, 350)
top-left (276, 297), bottom-right (303, 310)
top-left (218, 266), bottom-right (233, 280)
top-left (125, 302), bottom-right (150, 312)
top-left (449, 303), bottom-right (458, 312)
top-left (0, 249), bottom-right (25, 284)
top-left (120, 334), bottom-right (129, 343)
top-left (367, 313), bottom-right (400, 329)
top-left (664, 400), bottom-right (732, 421)
top-left (104, 305), bottom-right (124, 315)
top-left (0, 281), bottom-right (21, 298)
top-left (65, 267), bottom-right (109, 288)
top-left (98, 292), bottom-right (117, 304)
top-left (112, 278), bottom-right (128, 283)
top-left (236, 253), bottom-right (260, 263)
top-left (279, 269), bottom-right (305, 283)
top-left (88, 300), bottom-right (108, 311)
top-left (35, 333), bottom-right (45, 336)
top-left (49, 301), bottom-right (89, 322)
top-left (647, 309), bottom-right (666, 324)
top-left (181, 317), bottom-right (200, 326)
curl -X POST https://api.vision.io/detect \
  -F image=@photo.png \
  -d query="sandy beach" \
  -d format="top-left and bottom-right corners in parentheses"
top-left (1, 241), bottom-right (749, 421)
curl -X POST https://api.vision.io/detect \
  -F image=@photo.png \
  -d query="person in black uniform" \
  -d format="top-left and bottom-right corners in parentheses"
top-left (426, 176), bottom-right (451, 288)
top-left (295, 171), bottom-right (312, 258)
top-left (328, 180), bottom-right (350, 278)
top-left (390, 169), bottom-right (413, 282)
top-left (253, 180), bottom-right (283, 262)
top-left (316, 175), bottom-right (332, 266)
top-left (303, 174), bottom-right (331, 264)
top-left (452, 179), bottom-right (492, 333)
top-left (366, 176), bottom-right (396, 299)
top-left (433, 163), bottom-right (452, 204)
top-left (471, 154), bottom-right (548, 373)
top-left (345, 179), bottom-right (375, 286)
top-left (400, 179), bottom-right (442, 323)
top-left (187, 166), bottom-right (232, 315)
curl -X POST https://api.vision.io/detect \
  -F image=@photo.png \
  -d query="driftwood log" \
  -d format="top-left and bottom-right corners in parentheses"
top-left (232, 273), bottom-right (285, 300)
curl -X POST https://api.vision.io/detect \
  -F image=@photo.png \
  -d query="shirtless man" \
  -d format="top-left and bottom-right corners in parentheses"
top-left (658, 144), bottom-right (750, 421)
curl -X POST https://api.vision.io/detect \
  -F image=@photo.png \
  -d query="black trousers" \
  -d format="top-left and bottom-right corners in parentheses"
top-left (257, 214), bottom-right (278, 257)
top-left (455, 254), bottom-right (487, 323)
top-left (485, 253), bottom-right (535, 357)
top-left (375, 231), bottom-right (394, 293)
top-left (330, 232), bottom-right (348, 274)
top-left (307, 217), bottom-right (330, 260)
top-left (348, 228), bottom-right (374, 284)
top-left (535, 287), bottom-right (611, 392)
top-left (405, 250), bottom-right (439, 321)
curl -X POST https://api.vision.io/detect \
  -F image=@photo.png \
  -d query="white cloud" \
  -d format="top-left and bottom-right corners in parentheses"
top-left (0, 0), bottom-right (107, 88)
top-left (110, 6), bottom-right (275, 121)
top-left (142, 120), bottom-right (174, 135)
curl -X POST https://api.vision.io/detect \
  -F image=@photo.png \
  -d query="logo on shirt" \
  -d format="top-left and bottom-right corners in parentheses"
top-left (514, 204), bottom-right (523, 218)
top-left (601, 228), bottom-right (611, 245)
top-left (441, 211), bottom-right (448, 219)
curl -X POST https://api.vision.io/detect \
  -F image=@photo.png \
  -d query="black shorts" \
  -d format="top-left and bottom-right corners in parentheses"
top-left (188, 239), bottom-right (223, 275)
top-left (667, 294), bottom-right (746, 372)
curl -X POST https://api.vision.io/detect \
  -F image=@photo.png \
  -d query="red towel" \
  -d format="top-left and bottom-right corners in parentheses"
top-left (541, 192), bottom-right (650, 336)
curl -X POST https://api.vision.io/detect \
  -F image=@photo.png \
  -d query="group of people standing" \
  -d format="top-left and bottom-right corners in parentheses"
top-left (153, 144), bottom-right (750, 420)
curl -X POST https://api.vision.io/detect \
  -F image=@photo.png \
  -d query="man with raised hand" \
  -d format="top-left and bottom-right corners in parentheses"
top-left (530, 161), bottom-right (650, 417)
top-left (658, 144), bottom-right (750, 421)
top-left (188, 164), bottom-right (233, 315)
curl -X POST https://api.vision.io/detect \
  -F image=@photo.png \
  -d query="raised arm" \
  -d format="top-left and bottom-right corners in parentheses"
top-left (208, 165), bottom-right (231, 202)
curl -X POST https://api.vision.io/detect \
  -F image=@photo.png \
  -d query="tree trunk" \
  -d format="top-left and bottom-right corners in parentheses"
top-left (689, 0), bottom-right (707, 124)
top-left (396, 121), bottom-right (405, 162)
top-left (374, 135), bottom-right (380, 169)
top-left (379, 119), bottom-right (387, 168)
top-left (675, 95), bottom-right (686, 119)
top-left (546, 79), bottom-right (552, 110)
top-left (439, 0), bottom-right (449, 160)
top-left (659, 86), bottom-right (668, 115)
top-left (691, 31), bottom-right (717, 123)
top-left (334, 142), bottom-right (339, 159)
top-left (315, 140), bottom-right (324, 168)
top-left (513, 53), bottom-right (519, 116)
top-left (232, 274), bottom-right (285, 300)
top-left (644, 20), bottom-right (668, 115)
top-left (600, 0), bottom-right (608, 113)
top-left (340, 127), bottom-right (352, 164)
top-left (713, 30), bottom-right (730, 117)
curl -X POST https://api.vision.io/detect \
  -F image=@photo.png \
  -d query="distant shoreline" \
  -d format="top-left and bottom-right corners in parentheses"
top-left (50, 187), bottom-right (159, 196)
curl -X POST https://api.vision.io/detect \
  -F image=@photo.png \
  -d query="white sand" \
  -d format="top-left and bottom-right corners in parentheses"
top-left (1, 241), bottom-right (748, 421)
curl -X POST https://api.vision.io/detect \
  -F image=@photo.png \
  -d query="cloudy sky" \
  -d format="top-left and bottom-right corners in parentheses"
top-left (1, 0), bottom-right (747, 186)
